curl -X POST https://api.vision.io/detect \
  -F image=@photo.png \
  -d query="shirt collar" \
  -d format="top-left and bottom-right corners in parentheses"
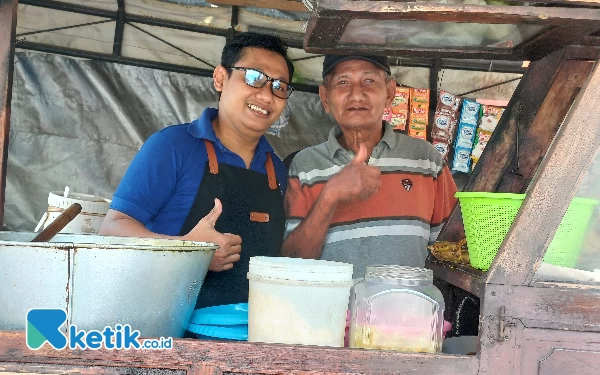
top-left (187, 107), bottom-right (275, 154)
top-left (327, 121), bottom-right (396, 159)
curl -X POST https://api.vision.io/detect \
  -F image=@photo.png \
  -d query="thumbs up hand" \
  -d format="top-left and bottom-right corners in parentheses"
top-left (182, 198), bottom-right (242, 272)
top-left (324, 144), bottom-right (381, 205)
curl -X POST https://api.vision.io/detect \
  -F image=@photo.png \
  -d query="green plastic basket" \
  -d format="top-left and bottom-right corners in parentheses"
top-left (455, 192), bottom-right (598, 271)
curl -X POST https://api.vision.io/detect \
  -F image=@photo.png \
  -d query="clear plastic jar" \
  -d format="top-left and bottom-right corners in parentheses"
top-left (348, 265), bottom-right (445, 353)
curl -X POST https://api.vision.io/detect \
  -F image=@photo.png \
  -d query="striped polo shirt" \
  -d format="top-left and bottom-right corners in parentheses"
top-left (284, 122), bottom-right (458, 278)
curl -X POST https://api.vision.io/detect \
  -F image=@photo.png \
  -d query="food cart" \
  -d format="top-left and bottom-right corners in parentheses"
top-left (1, 0), bottom-right (599, 374)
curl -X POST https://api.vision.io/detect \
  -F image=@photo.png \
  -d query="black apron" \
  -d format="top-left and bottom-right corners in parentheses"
top-left (178, 139), bottom-right (285, 309)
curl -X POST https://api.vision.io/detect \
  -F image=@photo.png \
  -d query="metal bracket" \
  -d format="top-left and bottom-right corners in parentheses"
top-left (498, 306), bottom-right (516, 341)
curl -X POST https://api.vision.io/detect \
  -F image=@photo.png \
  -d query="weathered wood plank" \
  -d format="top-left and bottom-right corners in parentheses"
top-left (427, 257), bottom-right (485, 298)
top-left (0, 332), bottom-right (479, 375)
top-left (209, 0), bottom-right (308, 12)
top-left (0, 0), bottom-right (17, 228)
top-left (483, 284), bottom-right (600, 331)
top-left (487, 60), bottom-right (600, 286)
top-left (314, 0), bottom-right (600, 25)
top-left (436, 48), bottom-right (567, 243)
top-left (496, 60), bottom-right (594, 193)
top-left (520, 26), bottom-right (600, 61)
top-left (303, 16), bottom-right (348, 50)
top-left (0, 362), bottom-right (187, 374)
top-left (519, 328), bottom-right (600, 375)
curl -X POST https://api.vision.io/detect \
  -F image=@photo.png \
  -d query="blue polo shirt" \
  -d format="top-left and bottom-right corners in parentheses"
top-left (110, 108), bottom-right (287, 235)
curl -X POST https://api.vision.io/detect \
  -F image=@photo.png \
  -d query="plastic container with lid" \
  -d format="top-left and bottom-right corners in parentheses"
top-left (348, 265), bottom-right (445, 353)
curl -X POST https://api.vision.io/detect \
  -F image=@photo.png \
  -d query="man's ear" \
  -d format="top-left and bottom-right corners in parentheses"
top-left (213, 65), bottom-right (228, 93)
top-left (385, 77), bottom-right (397, 108)
top-left (319, 84), bottom-right (331, 113)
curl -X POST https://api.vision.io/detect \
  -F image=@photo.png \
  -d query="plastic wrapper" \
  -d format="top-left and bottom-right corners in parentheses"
top-left (431, 91), bottom-right (462, 160)
top-left (383, 107), bottom-right (392, 123)
top-left (409, 88), bottom-right (430, 139)
top-left (455, 123), bottom-right (477, 149)
top-left (392, 87), bottom-right (411, 109)
top-left (432, 140), bottom-right (450, 161)
top-left (471, 129), bottom-right (493, 160)
top-left (479, 104), bottom-right (504, 132)
top-left (458, 99), bottom-right (481, 127)
top-left (431, 112), bottom-right (458, 142)
top-left (391, 112), bottom-right (408, 130)
top-left (452, 146), bottom-right (472, 173)
top-left (409, 114), bottom-right (428, 131)
top-left (409, 129), bottom-right (427, 140)
top-left (438, 91), bottom-right (462, 115)
top-left (385, 87), bottom-right (410, 130)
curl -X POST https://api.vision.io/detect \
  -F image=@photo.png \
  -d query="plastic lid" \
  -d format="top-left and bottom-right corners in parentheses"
top-left (248, 256), bottom-right (353, 282)
top-left (188, 303), bottom-right (248, 326)
top-left (187, 323), bottom-right (248, 341)
top-left (365, 265), bottom-right (433, 282)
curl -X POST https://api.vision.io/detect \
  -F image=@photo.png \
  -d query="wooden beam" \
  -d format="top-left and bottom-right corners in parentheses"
top-left (208, 0), bottom-right (308, 12)
top-left (427, 257), bottom-right (486, 298)
top-left (487, 59), bottom-right (600, 286)
top-left (520, 26), bottom-right (600, 61)
top-left (0, 0), bottom-right (18, 229)
top-left (565, 44), bottom-right (600, 61)
top-left (308, 43), bottom-right (521, 61)
top-left (492, 0), bottom-right (600, 4)
top-left (496, 60), bottom-right (594, 193)
top-left (0, 332), bottom-right (480, 375)
top-left (315, 0), bottom-right (600, 25)
top-left (436, 49), bottom-right (568, 243)
top-left (303, 16), bottom-right (349, 50)
top-left (483, 284), bottom-right (600, 331)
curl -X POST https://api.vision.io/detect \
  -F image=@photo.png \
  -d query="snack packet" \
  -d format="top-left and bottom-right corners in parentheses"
top-left (459, 99), bottom-right (481, 126)
top-left (452, 146), bottom-right (472, 173)
top-left (471, 129), bottom-right (493, 159)
top-left (479, 104), bottom-right (504, 132)
top-left (455, 122), bottom-right (477, 149)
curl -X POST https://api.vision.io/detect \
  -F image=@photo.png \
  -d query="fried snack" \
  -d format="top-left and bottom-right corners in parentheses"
top-left (428, 239), bottom-right (470, 265)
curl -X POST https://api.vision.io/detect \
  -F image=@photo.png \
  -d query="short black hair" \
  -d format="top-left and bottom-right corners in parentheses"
top-left (221, 32), bottom-right (295, 82)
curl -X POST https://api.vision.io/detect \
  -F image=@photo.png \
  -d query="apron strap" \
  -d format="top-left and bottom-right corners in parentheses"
top-left (204, 139), bottom-right (277, 190)
top-left (266, 153), bottom-right (277, 190)
top-left (204, 139), bottom-right (219, 175)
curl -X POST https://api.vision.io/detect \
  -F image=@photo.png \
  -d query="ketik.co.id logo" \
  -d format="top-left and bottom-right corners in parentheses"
top-left (26, 309), bottom-right (172, 350)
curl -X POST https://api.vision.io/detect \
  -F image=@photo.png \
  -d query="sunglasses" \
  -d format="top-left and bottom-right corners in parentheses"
top-left (229, 67), bottom-right (293, 99)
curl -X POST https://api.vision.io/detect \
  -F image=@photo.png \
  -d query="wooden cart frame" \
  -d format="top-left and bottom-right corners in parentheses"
top-left (1, 0), bottom-right (599, 373)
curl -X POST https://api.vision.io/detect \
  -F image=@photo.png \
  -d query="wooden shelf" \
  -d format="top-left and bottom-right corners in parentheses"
top-left (426, 256), bottom-right (487, 298)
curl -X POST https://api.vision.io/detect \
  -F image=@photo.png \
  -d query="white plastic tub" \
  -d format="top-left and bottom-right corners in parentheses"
top-left (247, 257), bottom-right (353, 347)
top-left (35, 190), bottom-right (111, 234)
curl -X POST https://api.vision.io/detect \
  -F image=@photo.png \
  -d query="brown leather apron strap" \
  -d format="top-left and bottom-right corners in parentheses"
top-left (204, 139), bottom-right (219, 174)
top-left (265, 153), bottom-right (277, 190)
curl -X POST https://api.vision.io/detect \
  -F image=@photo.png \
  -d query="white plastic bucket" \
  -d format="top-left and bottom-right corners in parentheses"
top-left (247, 256), bottom-right (353, 347)
top-left (35, 190), bottom-right (111, 235)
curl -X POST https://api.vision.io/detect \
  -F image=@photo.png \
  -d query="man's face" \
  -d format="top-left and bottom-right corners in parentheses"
top-left (319, 59), bottom-right (395, 131)
top-left (215, 47), bottom-right (289, 138)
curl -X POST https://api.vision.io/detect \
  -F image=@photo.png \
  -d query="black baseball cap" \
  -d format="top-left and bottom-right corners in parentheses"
top-left (322, 54), bottom-right (391, 78)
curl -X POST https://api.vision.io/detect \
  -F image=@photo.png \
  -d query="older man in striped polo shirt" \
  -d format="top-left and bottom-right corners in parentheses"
top-left (281, 54), bottom-right (458, 278)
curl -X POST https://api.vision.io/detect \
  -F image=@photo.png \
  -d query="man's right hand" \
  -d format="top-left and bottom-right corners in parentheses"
top-left (182, 198), bottom-right (242, 272)
top-left (325, 144), bottom-right (381, 204)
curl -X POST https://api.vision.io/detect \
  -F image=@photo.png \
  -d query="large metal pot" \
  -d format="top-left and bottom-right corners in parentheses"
top-left (0, 232), bottom-right (217, 338)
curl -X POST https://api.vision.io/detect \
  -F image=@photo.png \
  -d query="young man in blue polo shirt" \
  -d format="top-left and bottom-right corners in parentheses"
top-left (99, 33), bottom-right (293, 309)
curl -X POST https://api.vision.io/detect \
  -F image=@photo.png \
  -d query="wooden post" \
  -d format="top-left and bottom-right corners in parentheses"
top-left (487, 58), bottom-right (600, 285)
top-left (0, 0), bottom-right (17, 228)
top-left (436, 49), bottom-right (568, 242)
